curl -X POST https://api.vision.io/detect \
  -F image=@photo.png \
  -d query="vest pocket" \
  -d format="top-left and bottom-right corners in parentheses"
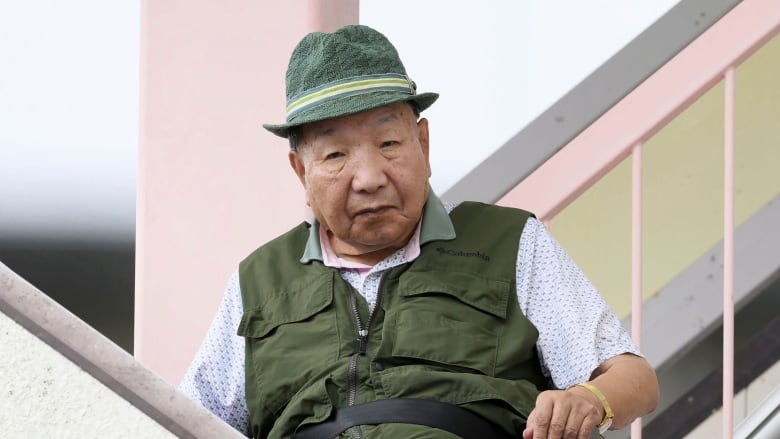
top-left (237, 272), bottom-right (337, 415)
top-left (390, 271), bottom-right (512, 376)
top-left (238, 271), bottom-right (335, 338)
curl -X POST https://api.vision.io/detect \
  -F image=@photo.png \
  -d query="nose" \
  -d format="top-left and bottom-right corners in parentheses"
top-left (350, 148), bottom-right (388, 193)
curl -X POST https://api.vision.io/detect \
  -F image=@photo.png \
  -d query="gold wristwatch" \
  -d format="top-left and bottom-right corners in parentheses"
top-left (567, 382), bottom-right (614, 434)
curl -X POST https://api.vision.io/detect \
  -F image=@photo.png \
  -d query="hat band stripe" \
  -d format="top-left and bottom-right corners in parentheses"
top-left (286, 74), bottom-right (414, 122)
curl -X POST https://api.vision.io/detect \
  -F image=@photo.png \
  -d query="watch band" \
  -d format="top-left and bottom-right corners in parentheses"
top-left (567, 382), bottom-right (614, 434)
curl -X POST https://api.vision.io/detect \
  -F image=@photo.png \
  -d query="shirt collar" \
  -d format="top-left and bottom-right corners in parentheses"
top-left (299, 189), bottom-right (456, 264)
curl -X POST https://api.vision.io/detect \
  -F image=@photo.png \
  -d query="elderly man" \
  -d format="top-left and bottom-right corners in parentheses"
top-left (181, 25), bottom-right (659, 439)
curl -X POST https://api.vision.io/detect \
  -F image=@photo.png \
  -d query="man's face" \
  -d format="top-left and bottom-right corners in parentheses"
top-left (289, 102), bottom-right (431, 263)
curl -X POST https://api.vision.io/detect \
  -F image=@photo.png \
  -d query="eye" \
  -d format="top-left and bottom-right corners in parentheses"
top-left (324, 151), bottom-right (345, 161)
top-left (380, 140), bottom-right (398, 148)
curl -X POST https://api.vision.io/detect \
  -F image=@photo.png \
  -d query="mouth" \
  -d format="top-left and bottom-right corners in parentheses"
top-left (354, 206), bottom-right (393, 217)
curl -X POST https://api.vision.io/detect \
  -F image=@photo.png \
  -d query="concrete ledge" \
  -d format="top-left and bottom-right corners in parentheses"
top-left (0, 262), bottom-right (245, 439)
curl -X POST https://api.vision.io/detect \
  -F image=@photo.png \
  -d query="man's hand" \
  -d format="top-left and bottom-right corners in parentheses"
top-left (522, 389), bottom-right (603, 439)
top-left (522, 353), bottom-right (660, 438)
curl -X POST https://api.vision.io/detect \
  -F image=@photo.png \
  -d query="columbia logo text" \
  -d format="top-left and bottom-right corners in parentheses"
top-left (435, 247), bottom-right (490, 262)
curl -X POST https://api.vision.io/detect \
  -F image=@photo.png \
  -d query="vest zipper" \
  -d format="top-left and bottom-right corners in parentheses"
top-left (346, 278), bottom-right (385, 439)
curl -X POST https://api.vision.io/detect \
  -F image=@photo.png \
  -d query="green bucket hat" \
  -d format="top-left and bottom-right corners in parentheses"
top-left (263, 25), bottom-right (439, 138)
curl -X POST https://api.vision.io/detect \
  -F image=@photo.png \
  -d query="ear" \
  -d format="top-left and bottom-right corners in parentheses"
top-left (289, 150), bottom-right (308, 188)
top-left (417, 117), bottom-right (432, 178)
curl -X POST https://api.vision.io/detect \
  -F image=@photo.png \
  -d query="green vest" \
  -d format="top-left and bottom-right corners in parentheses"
top-left (238, 202), bottom-right (550, 438)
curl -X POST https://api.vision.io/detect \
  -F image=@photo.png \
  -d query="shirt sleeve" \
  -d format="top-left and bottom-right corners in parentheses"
top-left (516, 217), bottom-right (640, 389)
top-left (179, 270), bottom-right (251, 436)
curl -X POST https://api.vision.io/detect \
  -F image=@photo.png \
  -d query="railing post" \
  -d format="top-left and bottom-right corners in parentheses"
top-left (631, 142), bottom-right (644, 439)
top-left (723, 66), bottom-right (736, 439)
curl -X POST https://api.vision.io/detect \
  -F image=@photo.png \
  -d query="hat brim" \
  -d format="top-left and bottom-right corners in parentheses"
top-left (263, 91), bottom-right (439, 138)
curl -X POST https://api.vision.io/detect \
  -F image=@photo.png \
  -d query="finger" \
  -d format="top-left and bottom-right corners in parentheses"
top-left (545, 397), bottom-right (572, 439)
top-left (527, 396), bottom-right (554, 439)
top-left (569, 399), bottom-right (600, 439)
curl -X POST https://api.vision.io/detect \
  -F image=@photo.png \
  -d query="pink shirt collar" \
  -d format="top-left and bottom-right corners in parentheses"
top-left (319, 221), bottom-right (423, 270)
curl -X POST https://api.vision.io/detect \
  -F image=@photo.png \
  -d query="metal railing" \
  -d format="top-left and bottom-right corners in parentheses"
top-left (500, 0), bottom-right (780, 437)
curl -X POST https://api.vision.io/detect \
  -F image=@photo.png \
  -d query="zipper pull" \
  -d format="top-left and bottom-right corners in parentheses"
top-left (357, 329), bottom-right (368, 355)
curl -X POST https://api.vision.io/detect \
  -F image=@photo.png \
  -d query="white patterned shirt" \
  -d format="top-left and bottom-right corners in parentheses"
top-left (179, 202), bottom-right (639, 436)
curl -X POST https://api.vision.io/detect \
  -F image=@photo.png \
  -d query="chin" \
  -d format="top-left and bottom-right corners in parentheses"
top-left (354, 230), bottom-right (404, 249)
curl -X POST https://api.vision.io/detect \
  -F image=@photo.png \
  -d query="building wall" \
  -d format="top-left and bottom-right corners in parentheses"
top-left (0, 312), bottom-right (174, 438)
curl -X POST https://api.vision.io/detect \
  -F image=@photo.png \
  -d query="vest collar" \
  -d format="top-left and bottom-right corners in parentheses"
top-left (299, 189), bottom-right (456, 264)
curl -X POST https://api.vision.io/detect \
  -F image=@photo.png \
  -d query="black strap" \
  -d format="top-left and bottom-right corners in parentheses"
top-left (293, 398), bottom-right (515, 439)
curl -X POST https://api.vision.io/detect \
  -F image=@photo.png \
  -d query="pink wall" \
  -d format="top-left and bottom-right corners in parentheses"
top-left (136, 1), bottom-right (359, 384)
